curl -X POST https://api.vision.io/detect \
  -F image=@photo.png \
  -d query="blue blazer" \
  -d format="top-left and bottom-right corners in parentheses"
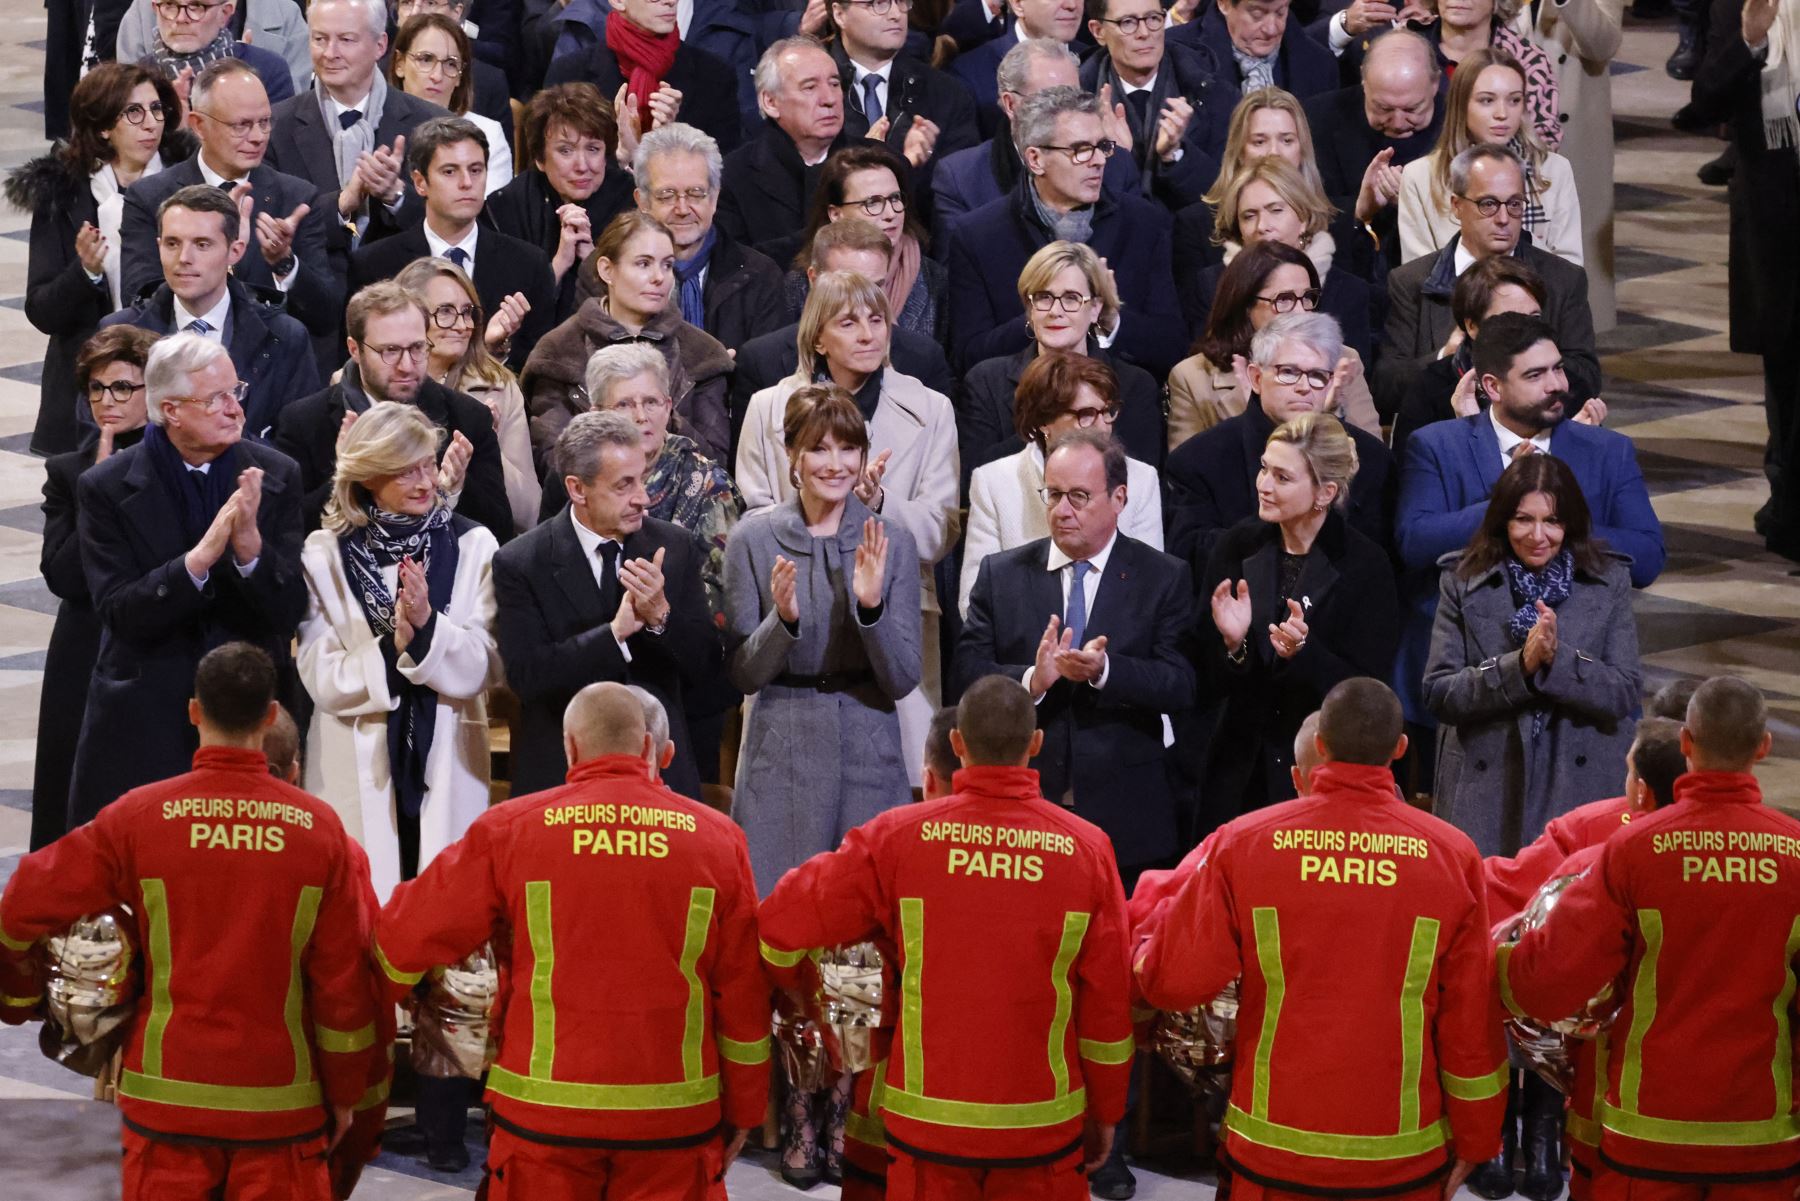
top-left (947, 27), bottom-right (1016, 138)
top-left (1168, 5), bottom-right (1339, 101)
top-left (232, 42), bottom-right (296, 106)
top-left (1391, 413), bottom-right (1665, 723)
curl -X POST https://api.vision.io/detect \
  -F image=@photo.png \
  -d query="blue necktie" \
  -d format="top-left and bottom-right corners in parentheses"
top-left (186, 318), bottom-right (212, 337)
top-left (861, 73), bottom-right (883, 124)
top-left (1065, 559), bottom-right (1092, 647)
top-left (444, 247), bottom-right (469, 272)
top-left (339, 109), bottom-right (363, 130)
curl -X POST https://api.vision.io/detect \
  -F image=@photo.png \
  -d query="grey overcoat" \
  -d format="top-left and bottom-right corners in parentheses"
top-left (1425, 552), bottom-right (1641, 856)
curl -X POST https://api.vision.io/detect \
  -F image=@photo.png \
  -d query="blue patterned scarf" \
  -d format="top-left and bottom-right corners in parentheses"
top-left (1505, 548), bottom-right (1573, 735)
top-left (672, 227), bottom-right (717, 329)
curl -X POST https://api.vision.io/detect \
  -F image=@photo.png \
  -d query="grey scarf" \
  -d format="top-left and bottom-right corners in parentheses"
top-left (324, 71), bottom-right (390, 190)
top-left (1232, 46), bottom-right (1279, 94)
top-left (1028, 179), bottom-right (1094, 244)
top-left (148, 26), bottom-right (236, 81)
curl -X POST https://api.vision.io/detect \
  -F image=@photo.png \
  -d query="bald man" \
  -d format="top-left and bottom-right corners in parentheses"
top-left (374, 683), bottom-right (769, 1200)
top-left (1502, 677), bottom-right (1800, 1195)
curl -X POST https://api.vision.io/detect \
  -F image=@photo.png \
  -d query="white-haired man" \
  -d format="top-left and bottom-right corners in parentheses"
top-left (716, 36), bottom-right (847, 258)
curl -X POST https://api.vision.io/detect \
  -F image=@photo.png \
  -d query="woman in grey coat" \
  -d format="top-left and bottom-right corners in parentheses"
top-left (725, 382), bottom-right (922, 897)
top-left (1426, 454), bottom-right (1641, 859)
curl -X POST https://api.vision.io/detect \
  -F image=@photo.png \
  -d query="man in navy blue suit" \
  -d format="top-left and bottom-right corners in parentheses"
top-left (948, 0), bottom-right (1085, 134)
top-left (1167, 0), bottom-right (1338, 100)
top-left (1393, 312), bottom-right (1664, 745)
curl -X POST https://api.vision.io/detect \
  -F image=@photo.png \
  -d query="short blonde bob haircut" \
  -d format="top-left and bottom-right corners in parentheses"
top-left (1212, 156), bottom-right (1337, 249)
top-left (1201, 88), bottom-right (1326, 209)
top-left (796, 270), bottom-right (892, 380)
top-left (323, 402), bottom-right (445, 534)
top-left (1016, 241), bottom-right (1121, 338)
top-left (1265, 411), bottom-right (1359, 511)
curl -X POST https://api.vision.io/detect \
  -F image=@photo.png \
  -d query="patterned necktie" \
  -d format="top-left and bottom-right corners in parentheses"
top-left (186, 318), bottom-right (213, 337)
top-left (861, 73), bottom-right (883, 124)
top-left (339, 109), bottom-right (363, 130)
top-left (445, 247), bottom-right (469, 271)
top-left (1065, 559), bottom-right (1092, 647)
top-left (597, 541), bottom-right (622, 619)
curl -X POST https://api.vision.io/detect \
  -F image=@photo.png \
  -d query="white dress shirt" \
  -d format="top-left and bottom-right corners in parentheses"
top-left (1489, 404), bottom-right (1552, 469)
top-left (1023, 529), bottom-right (1117, 696)
top-left (173, 290), bottom-right (232, 342)
top-left (568, 506), bottom-right (633, 661)
top-left (853, 59), bottom-right (893, 121)
top-left (424, 221), bottom-right (480, 275)
top-left (196, 152), bottom-right (296, 290)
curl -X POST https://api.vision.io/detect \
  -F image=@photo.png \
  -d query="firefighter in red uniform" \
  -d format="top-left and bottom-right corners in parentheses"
top-left (1481, 716), bottom-right (1687, 1201)
top-left (759, 675), bottom-right (1136, 1200)
top-left (1137, 678), bottom-right (1508, 1199)
top-left (373, 681), bottom-right (770, 1200)
top-left (1501, 676), bottom-right (1800, 1200)
top-left (0, 644), bottom-right (383, 1201)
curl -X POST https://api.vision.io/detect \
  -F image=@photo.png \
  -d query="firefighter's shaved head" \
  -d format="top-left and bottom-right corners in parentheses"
top-left (626, 684), bottom-right (677, 775)
top-left (563, 682), bottom-right (652, 765)
top-left (952, 675), bottom-right (1044, 767)
top-left (1290, 712), bottom-right (1324, 795)
top-left (1684, 676), bottom-right (1771, 772)
top-left (189, 642), bottom-right (279, 746)
top-left (1316, 678), bottom-right (1406, 767)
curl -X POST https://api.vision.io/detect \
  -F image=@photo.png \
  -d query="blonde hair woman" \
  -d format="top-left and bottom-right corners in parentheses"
top-left (735, 270), bottom-right (958, 790)
top-left (396, 257), bottom-right (541, 533)
top-left (298, 400), bottom-right (502, 903)
top-left (1397, 46), bottom-right (1581, 264)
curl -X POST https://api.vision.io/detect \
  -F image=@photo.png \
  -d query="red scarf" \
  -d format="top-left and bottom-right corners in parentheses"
top-left (606, 15), bottom-right (680, 132)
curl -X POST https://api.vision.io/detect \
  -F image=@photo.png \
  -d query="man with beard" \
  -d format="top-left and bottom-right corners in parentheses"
top-left (1392, 311), bottom-right (1663, 772)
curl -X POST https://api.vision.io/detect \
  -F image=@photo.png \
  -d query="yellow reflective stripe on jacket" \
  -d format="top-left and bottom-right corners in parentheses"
top-left (0, 919), bottom-right (30, 953)
top-left (1566, 1108), bottom-right (1601, 1147)
top-left (1441, 1063), bottom-right (1509, 1102)
top-left (677, 887), bottom-right (715, 1082)
top-left (1046, 911), bottom-right (1091, 1095)
top-left (373, 940), bottom-right (423, 988)
top-left (719, 1034), bottom-right (771, 1065)
top-left (526, 881), bottom-right (556, 1080)
top-left (315, 1022), bottom-right (376, 1054)
top-left (1, 992), bottom-right (40, 1009)
top-left (1599, 1105), bottom-right (1800, 1147)
top-left (120, 1070), bottom-right (323, 1112)
top-left (140, 879), bottom-right (174, 1077)
top-left (1495, 943), bottom-right (1523, 1018)
top-left (847, 1059), bottom-right (889, 1149)
top-left (898, 897), bottom-right (925, 1093)
top-left (883, 1083), bottom-right (1088, 1129)
top-left (354, 1075), bottom-right (392, 1113)
top-left (1397, 917), bottom-right (1439, 1132)
top-left (1249, 908), bottom-right (1285, 1121)
top-left (759, 940), bottom-right (806, 968)
top-left (1227, 1104), bottom-right (1450, 1161)
top-left (284, 886), bottom-right (322, 1085)
top-left (1619, 908), bottom-right (1662, 1113)
top-left (487, 1064), bottom-right (720, 1111)
top-left (1772, 916), bottom-right (1800, 1116)
top-left (1079, 1035), bottom-right (1136, 1066)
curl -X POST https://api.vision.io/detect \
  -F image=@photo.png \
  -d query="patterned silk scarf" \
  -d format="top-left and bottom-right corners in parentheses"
top-left (1505, 548), bottom-right (1573, 736)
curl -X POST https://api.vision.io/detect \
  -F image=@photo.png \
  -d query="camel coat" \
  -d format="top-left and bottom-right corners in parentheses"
top-left (297, 519), bottom-right (502, 903)
top-left (1167, 348), bottom-right (1382, 451)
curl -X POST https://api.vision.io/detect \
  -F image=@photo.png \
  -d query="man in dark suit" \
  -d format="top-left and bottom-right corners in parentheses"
top-left (543, 0), bottom-right (743, 152)
top-left (956, 428), bottom-right (1197, 877)
top-left (67, 332), bottom-right (306, 829)
top-left (633, 122), bottom-right (788, 355)
top-left (120, 60), bottom-right (342, 362)
top-left (1167, 0), bottom-right (1338, 99)
top-left (1393, 311), bottom-right (1662, 737)
top-left (348, 117), bottom-right (558, 370)
top-left (717, 35), bottom-right (849, 259)
top-left (1375, 144), bottom-right (1600, 416)
top-left (493, 411), bottom-right (720, 800)
top-left (1305, 29), bottom-right (1443, 273)
top-left (948, 0), bottom-right (1085, 133)
top-left (101, 185), bottom-right (321, 442)
top-left (829, 0), bottom-right (980, 166)
top-left (943, 86), bottom-right (1185, 374)
top-left (1079, 0), bottom-right (1231, 210)
top-left (131, 0), bottom-right (296, 103)
top-left (274, 280), bottom-right (513, 541)
top-left (1165, 310), bottom-right (1394, 574)
top-left (264, 0), bottom-right (449, 266)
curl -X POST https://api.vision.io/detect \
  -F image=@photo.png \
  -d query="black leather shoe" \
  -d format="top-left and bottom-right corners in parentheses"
top-left (1697, 151), bottom-right (1736, 186)
top-left (1519, 1074), bottom-right (1564, 1200)
top-left (780, 1165), bottom-right (823, 1190)
top-left (1089, 1150), bottom-right (1137, 1200)
top-left (426, 1142), bottom-right (470, 1174)
top-left (1666, 24), bottom-right (1700, 78)
top-left (1467, 1154), bottom-right (1516, 1200)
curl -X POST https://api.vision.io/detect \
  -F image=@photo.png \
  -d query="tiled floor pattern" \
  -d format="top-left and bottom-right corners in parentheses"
top-left (0, 12), bottom-right (1794, 1200)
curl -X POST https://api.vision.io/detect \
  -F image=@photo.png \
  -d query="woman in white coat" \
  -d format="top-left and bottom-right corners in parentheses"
top-left (960, 351), bottom-right (1163, 618)
top-left (298, 401), bottom-right (502, 904)
top-left (735, 270), bottom-right (959, 787)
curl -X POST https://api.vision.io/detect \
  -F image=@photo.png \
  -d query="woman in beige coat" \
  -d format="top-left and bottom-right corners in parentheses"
top-left (736, 271), bottom-right (959, 788)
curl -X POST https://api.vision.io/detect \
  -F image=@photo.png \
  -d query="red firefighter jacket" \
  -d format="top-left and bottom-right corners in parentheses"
top-left (0, 747), bottom-right (382, 1142)
top-left (373, 754), bottom-right (770, 1144)
top-left (757, 765), bottom-right (1135, 1164)
top-left (1500, 771), bottom-right (1800, 1181)
top-left (1136, 761), bottom-right (1508, 1191)
top-left (1485, 796), bottom-right (1635, 918)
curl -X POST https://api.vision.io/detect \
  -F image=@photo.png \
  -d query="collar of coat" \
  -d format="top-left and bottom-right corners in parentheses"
top-left (1437, 548), bottom-right (1629, 587)
top-left (1009, 169), bottom-right (1116, 238)
top-left (767, 490), bottom-right (880, 556)
top-left (1671, 771), bottom-right (1765, 808)
top-left (1422, 229), bottom-right (1539, 299)
top-left (1303, 761), bottom-right (1407, 805)
top-left (945, 765), bottom-right (1045, 804)
top-left (564, 753), bottom-right (657, 787)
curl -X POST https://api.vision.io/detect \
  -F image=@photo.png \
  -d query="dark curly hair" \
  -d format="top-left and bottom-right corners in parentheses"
top-left (61, 62), bottom-right (183, 177)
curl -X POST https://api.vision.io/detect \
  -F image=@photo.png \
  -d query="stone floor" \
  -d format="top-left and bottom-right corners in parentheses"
top-left (0, 8), bottom-right (1795, 1200)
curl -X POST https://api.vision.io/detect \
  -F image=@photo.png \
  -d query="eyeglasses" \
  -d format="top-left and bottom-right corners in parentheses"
top-left (1037, 487), bottom-right (1096, 510)
top-left (431, 304), bottom-right (477, 329)
top-left (171, 380), bottom-right (250, 413)
top-left (1027, 290), bottom-right (1095, 313)
top-left (838, 0), bottom-right (914, 12)
top-left (1095, 10), bottom-right (1166, 32)
top-left (364, 342), bottom-right (430, 366)
top-left (606, 395), bottom-right (673, 416)
top-left (86, 380), bottom-right (145, 404)
top-left (405, 50), bottom-right (464, 78)
top-left (1068, 404), bottom-right (1120, 428)
top-left (1458, 195), bottom-right (1527, 218)
top-left (154, 0), bottom-right (226, 18)
top-left (835, 191), bottom-right (906, 217)
top-left (194, 111), bottom-right (274, 139)
top-left (1037, 139), bottom-right (1118, 164)
top-left (399, 0), bottom-right (459, 11)
top-left (648, 186), bottom-right (714, 206)
top-left (121, 101), bottom-right (167, 126)
top-left (1265, 363), bottom-right (1333, 390)
top-left (1254, 288), bottom-right (1322, 313)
